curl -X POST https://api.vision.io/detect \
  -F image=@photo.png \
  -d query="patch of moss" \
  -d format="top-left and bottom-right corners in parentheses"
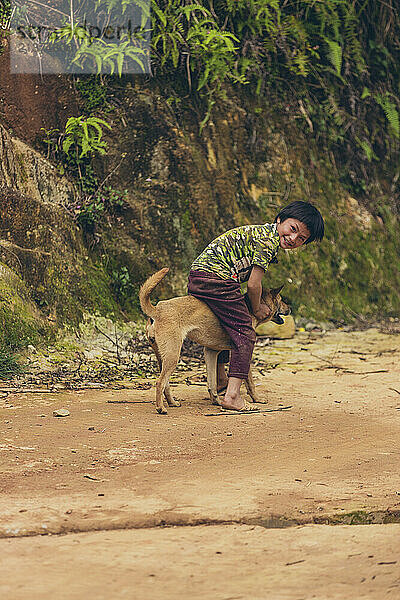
top-left (323, 510), bottom-right (400, 526)
top-left (43, 258), bottom-right (123, 325)
top-left (0, 262), bottom-right (52, 352)
top-left (0, 347), bottom-right (23, 379)
top-left (75, 76), bottom-right (112, 115)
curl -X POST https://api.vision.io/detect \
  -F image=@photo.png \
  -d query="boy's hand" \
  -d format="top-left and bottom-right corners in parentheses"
top-left (253, 305), bottom-right (270, 321)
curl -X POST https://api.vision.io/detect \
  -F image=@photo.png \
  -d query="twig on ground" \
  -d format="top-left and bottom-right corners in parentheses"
top-left (342, 369), bottom-right (389, 375)
top-left (0, 387), bottom-right (61, 393)
top-left (204, 405), bottom-right (292, 416)
top-left (107, 400), bottom-right (153, 404)
top-left (308, 352), bottom-right (341, 369)
top-left (342, 302), bottom-right (368, 323)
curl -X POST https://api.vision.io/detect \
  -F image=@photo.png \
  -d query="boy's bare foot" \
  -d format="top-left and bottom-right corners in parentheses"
top-left (220, 377), bottom-right (242, 410)
top-left (221, 378), bottom-right (260, 411)
top-left (221, 391), bottom-right (244, 411)
top-left (221, 395), bottom-right (260, 412)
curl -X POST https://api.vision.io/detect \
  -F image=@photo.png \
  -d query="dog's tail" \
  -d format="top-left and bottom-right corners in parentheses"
top-left (139, 268), bottom-right (169, 318)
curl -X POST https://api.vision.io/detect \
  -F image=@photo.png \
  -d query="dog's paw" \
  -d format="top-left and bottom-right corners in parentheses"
top-left (246, 392), bottom-right (264, 403)
top-left (168, 397), bottom-right (181, 407)
top-left (207, 390), bottom-right (221, 405)
top-left (251, 397), bottom-right (268, 404)
top-left (156, 405), bottom-right (168, 414)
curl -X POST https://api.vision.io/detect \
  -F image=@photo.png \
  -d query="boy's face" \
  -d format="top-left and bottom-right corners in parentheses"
top-left (276, 218), bottom-right (310, 249)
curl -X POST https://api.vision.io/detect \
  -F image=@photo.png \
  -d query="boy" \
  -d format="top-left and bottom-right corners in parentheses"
top-left (187, 201), bottom-right (324, 411)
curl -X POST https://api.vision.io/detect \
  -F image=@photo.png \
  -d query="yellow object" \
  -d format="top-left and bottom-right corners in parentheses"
top-left (256, 315), bottom-right (296, 339)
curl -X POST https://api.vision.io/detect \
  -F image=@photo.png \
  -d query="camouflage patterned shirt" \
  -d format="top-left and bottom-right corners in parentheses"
top-left (190, 223), bottom-right (280, 282)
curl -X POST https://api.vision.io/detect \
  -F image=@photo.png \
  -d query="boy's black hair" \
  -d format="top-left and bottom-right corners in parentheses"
top-left (275, 201), bottom-right (324, 244)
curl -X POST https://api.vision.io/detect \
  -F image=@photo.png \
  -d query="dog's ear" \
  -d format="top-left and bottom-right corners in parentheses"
top-left (271, 285), bottom-right (284, 297)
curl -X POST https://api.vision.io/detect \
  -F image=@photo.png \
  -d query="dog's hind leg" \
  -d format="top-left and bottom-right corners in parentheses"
top-left (204, 348), bottom-right (220, 406)
top-left (149, 339), bottom-right (180, 409)
top-left (163, 381), bottom-right (181, 409)
top-left (149, 339), bottom-right (162, 371)
top-left (155, 337), bottom-right (183, 414)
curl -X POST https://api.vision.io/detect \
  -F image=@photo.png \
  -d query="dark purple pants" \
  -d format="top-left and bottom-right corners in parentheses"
top-left (187, 270), bottom-right (256, 379)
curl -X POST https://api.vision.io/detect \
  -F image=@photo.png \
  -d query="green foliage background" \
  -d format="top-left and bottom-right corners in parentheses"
top-left (148, 0), bottom-right (400, 195)
top-left (8, 0), bottom-right (400, 199)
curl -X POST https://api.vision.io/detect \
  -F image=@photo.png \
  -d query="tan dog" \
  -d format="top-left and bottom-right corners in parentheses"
top-left (139, 268), bottom-right (290, 414)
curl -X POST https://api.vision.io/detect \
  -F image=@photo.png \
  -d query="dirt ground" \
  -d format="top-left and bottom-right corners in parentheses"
top-left (1, 327), bottom-right (400, 599)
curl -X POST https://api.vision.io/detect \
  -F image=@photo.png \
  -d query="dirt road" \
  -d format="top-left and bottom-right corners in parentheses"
top-left (1, 328), bottom-right (400, 599)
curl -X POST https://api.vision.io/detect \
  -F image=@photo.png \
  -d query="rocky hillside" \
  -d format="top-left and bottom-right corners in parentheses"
top-left (0, 39), bottom-right (399, 355)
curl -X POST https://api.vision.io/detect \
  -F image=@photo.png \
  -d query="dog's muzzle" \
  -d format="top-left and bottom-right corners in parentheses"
top-left (271, 313), bottom-right (285, 325)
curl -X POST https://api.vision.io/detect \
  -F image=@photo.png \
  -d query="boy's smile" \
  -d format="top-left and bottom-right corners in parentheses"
top-left (276, 218), bottom-right (310, 249)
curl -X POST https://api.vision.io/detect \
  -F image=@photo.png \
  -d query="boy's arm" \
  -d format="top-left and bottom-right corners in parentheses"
top-left (247, 266), bottom-right (266, 319)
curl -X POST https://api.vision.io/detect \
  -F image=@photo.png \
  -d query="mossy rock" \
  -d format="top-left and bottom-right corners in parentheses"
top-left (0, 186), bottom-right (123, 327)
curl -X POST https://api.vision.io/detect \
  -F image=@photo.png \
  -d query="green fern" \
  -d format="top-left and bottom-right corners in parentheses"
top-left (73, 38), bottom-right (147, 75)
top-left (322, 95), bottom-right (346, 128)
top-left (324, 38), bottom-right (342, 76)
top-left (62, 116), bottom-right (112, 158)
top-left (375, 93), bottom-right (400, 139)
top-left (355, 137), bottom-right (378, 162)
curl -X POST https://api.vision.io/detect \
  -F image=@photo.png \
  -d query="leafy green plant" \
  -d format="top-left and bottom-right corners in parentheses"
top-left (354, 137), bottom-right (378, 163)
top-left (151, 1), bottom-right (248, 128)
top-left (40, 127), bottom-right (62, 160)
top-left (375, 93), bottom-right (400, 139)
top-left (45, 0), bottom-right (150, 75)
top-left (41, 116), bottom-right (111, 164)
top-left (110, 266), bottom-right (134, 302)
top-left (96, 0), bottom-right (150, 23)
top-left (75, 197), bottom-right (106, 233)
top-left (105, 186), bottom-right (128, 209)
top-left (62, 116), bottom-right (111, 158)
top-left (50, 24), bottom-right (90, 45)
top-left (72, 36), bottom-right (147, 76)
top-left (41, 116), bottom-right (111, 193)
top-left (324, 38), bottom-right (343, 77)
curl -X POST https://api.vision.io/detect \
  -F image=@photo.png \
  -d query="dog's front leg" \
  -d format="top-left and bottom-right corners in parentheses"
top-left (204, 348), bottom-right (221, 406)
